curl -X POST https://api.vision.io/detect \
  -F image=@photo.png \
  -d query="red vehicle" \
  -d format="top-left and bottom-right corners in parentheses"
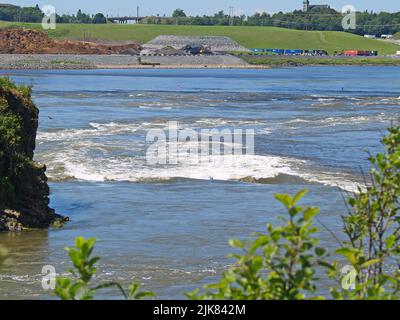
top-left (342, 50), bottom-right (378, 56)
top-left (343, 50), bottom-right (358, 56)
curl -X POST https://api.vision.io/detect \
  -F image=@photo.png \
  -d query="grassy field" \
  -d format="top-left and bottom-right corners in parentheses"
top-left (1, 21), bottom-right (399, 55)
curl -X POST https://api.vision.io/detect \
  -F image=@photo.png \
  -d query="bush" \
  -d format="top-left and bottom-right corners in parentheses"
top-left (55, 237), bottom-right (155, 300)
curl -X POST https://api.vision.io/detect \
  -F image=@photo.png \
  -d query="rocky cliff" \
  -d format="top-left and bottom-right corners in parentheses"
top-left (0, 78), bottom-right (65, 231)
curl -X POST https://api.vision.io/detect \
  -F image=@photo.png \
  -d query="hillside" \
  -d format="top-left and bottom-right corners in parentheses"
top-left (0, 22), bottom-right (398, 55)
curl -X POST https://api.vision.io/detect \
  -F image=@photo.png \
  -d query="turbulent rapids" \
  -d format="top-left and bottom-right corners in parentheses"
top-left (1, 67), bottom-right (399, 299)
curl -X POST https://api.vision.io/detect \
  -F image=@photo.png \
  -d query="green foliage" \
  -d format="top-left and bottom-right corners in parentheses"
top-left (172, 9), bottom-right (187, 18)
top-left (0, 5), bottom-right (43, 23)
top-left (0, 78), bottom-right (28, 206)
top-left (92, 13), bottom-right (107, 24)
top-left (55, 237), bottom-right (155, 300)
top-left (188, 190), bottom-right (327, 300)
top-left (331, 126), bottom-right (400, 300)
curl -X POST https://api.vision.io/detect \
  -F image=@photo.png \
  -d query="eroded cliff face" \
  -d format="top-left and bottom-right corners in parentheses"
top-left (0, 78), bottom-right (65, 231)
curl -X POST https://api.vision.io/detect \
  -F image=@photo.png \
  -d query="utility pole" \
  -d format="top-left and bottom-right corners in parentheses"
top-left (137, 6), bottom-right (139, 22)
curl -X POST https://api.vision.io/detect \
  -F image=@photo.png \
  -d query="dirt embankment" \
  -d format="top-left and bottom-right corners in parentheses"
top-left (0, 28), bottom-right (142, 55)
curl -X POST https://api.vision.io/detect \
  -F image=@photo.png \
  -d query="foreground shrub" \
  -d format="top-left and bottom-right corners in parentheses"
top-left (187, 190), bottom-right (326, 300)
top-left (55, 237), bottom-right (154, 300)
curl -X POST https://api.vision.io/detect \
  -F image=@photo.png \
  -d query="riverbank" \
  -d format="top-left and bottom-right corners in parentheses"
top-left (240, 55), bottom-right (400, 67)
top-left (1, 54), bottom-right (400, 70)
top-left (0, 54), bottom-right (257, 70)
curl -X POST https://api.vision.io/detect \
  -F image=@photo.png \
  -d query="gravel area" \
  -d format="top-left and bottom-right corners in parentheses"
top-left (140, 54), bottom-right (248, 66)
top-left (0, 54), bottom-right (140, 69)
top-left (0, 54), bottom-right (248, 69)
top-left (144, 35), bottom-right (249, 52)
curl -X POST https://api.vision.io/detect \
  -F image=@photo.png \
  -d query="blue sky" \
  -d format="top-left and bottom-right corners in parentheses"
top-left (8, 1), bottom-right (399, 16)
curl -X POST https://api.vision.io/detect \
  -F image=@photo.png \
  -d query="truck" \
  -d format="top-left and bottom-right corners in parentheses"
top-left (342, 50), bottom-right (378, 57)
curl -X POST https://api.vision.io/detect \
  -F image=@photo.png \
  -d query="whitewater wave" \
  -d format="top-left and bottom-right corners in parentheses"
top-left (36, 120), bottom-right (362, 192)
top-left (37, 119), bottom-right (270, 143)
top-left (283, 114), bottom-right (390, 128)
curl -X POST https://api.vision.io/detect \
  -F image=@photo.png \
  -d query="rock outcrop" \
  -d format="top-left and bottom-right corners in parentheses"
top-left (0, 78), bottom-right (65, 231)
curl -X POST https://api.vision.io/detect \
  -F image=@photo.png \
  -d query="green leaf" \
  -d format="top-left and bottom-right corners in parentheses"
top-left (360, 259), bottom-right (380, 269)
top-left (304, 207), bottom-right (320, 221)
top-left (315, 247), bottom-right (326, 257)
top-left (229, 239), bottom-right (244, 249)
top-left (385, 235), bottom-right (396, 250)
top-left (335, 248), bottom-right (357, 265)
top-left (250, 236), bottom-right (270, 252)
top-left (274, 193), bottom-right (292, 209)
top-left (293, 189), bottom-right (309, 205)
top-left (75, 237), bottom-right (85, 249)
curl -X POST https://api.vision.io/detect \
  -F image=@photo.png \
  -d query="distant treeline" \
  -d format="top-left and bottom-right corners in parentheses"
top-left (157, 8), bottom-right (400, 36)
top-left (0, 5), bottom-right (107, 24)
top-left (1, 5), bottom-right (399, 35)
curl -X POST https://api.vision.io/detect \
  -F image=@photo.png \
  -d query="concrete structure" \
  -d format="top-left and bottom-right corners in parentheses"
top-left (303, 0), bottom-right (330, 12)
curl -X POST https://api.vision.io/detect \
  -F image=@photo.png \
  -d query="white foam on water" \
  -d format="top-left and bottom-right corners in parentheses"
top-left (42, 143), bottom-right (296, 183)
top-left (36, 120), bottom-right (362, 192)
top-left (37, 122), bottom-right (140, 142)
top-left (284, 114), bottom-right (389, 128)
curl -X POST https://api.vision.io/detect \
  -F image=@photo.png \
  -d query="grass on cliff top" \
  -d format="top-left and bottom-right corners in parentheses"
top-left (0, 21), bottom-right (398, 55)
top-left (0, 77), bottom-right (33, 105)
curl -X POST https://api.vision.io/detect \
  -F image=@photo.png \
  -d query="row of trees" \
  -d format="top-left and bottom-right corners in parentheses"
top-left (166, 8), bottom-right (400, 36)
top-left (57, 10), bottom-right (107, 24)
top-left (0, 4), bottom-right (43, 23)
top-left (1, 5), bottom-right (399, 35)
top-left (0, 6), bottom-right (107, 24)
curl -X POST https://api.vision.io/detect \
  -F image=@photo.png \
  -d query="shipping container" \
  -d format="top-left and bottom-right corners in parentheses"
top-left (343, 50), bottom-right (358, 56)
top-left (272, 49), bottom-right (285, 55)
top-left (284, 49), bottom-right (303, 55)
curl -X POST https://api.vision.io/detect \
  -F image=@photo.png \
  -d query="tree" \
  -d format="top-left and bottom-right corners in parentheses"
top-left (93, 13), bottom-right (107, 24)
top-left (172, 8), bottom-right (186, 18)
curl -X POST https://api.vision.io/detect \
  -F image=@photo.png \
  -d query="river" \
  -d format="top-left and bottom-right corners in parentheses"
top-left (0, 67), bottom-right (399, 299)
